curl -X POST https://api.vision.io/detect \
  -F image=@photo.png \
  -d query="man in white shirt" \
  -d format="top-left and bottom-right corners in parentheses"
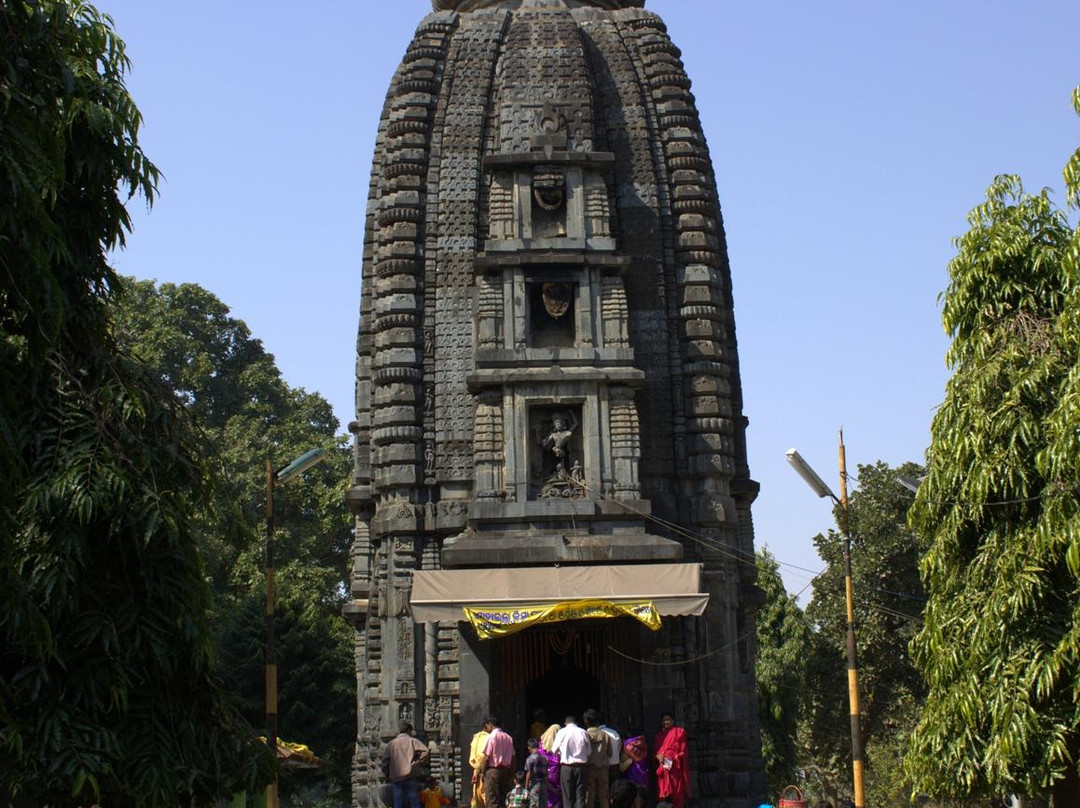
top-left (552, 716), bottom-right (590, 808)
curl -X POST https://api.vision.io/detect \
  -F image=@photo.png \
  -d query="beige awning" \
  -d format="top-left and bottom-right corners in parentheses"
top-left (410, 563), bottom-right (708, 623)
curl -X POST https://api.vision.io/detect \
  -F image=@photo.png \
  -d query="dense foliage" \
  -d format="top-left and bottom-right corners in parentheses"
top-left (113, 279), bottom-right (356, 796)
top-left (755, 549), bottom-right (812, 796)
top-left (0, 2), bottom-right (271, 805)
top-left (905, 88), bottom-right (1080, 806)
top-left (799, 461), bottom-right (926, 807)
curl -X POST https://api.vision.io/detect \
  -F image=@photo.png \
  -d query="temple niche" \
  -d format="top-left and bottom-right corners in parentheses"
top-left (346, 1), bottom-right (765, 807)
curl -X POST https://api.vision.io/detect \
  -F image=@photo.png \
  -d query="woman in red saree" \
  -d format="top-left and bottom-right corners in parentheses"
top-left (653, 713), bottom-right (689, 808)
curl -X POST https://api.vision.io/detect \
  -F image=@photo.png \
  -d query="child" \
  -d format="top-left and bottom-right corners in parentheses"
top-left (523, 738), bottom-right (548, 808)
top-left (507, 771), bottom-right (530, 808)
top-left (420, 777), bottom-right (450, 808)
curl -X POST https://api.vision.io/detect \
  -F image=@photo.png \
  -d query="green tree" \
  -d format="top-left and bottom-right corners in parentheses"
top-left (113, 279), bottom-right (356, 796)
top-left (800, 461), bottom-right (927, 807)
top-left (756, 549), bottom-right (812, 796)
top-left (0, 2), bottom-right (271, 805)
top-left (905, 88), bottom-right (1080, 807)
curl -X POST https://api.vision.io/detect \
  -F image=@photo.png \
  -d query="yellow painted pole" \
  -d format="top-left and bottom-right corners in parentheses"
top-left (838, 430), bottom-right (866, 808)
top-left (265, 459), bottom-right (278, 808)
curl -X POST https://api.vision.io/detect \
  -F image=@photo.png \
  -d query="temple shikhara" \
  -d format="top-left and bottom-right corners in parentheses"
top-left (346, 1), bottom-right (765, 805)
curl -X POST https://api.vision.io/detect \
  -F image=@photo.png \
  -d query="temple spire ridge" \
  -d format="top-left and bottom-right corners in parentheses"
top-left (431, 0), bottom-right (645, 12)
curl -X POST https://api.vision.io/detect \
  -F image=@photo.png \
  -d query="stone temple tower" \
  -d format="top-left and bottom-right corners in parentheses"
top-left (346, 1), bottom-right (764, 806)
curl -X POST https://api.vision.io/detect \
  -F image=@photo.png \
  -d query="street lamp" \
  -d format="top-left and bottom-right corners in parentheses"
top-left (265, 448), bottom-right (326, 808)
top-left (896, 473), bottom-right (924, 494)
top-left (785, 432), bottom-right (866, 808)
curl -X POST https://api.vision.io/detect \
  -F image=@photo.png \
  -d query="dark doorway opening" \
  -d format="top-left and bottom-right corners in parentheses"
top-left (526, 661), bottom-right (601, 737)
top-left (490, 623), bottom-right (642, 747)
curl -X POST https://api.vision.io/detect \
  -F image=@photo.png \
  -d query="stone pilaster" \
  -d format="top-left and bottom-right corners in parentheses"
top-left (473, 390), bottom-right (506, 499)
top-left (609, 386), bottom-right (641, 500)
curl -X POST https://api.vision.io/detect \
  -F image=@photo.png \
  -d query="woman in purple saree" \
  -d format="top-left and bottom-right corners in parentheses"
top-left (621, 732), bottom-right (649, 789)
top-left (540, 724), bottom-right (563, 808)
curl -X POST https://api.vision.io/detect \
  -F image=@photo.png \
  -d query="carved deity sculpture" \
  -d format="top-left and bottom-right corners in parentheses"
top-left (537, 411), bottom-right (578, 460)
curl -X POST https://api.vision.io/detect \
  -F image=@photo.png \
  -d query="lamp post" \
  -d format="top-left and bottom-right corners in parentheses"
top-left (786, 432), bottom-right (866, 808)
top-left (265, 448), bottom-right (326, 808)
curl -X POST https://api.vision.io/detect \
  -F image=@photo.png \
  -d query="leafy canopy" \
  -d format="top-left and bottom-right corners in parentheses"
top-left (755, 548), bottom-right (812, 796)
top-left (799, 461), bottom-right (926, 807)
top-left (113, 279), bottom-right (356, 796)
top-left (1, 2), bottom-right (272, 805)
top-left (905, 87), bottom-right (1080, 805)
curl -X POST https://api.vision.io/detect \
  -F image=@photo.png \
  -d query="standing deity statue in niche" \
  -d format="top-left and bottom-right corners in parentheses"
top-left (534, 412), bottom-right (585, 499)
top-left (538, 411), bottom-right (578, 459)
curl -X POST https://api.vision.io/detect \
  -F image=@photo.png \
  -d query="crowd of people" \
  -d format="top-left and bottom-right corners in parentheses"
top-left (466, 710), bottom-right (689, 808)
top-left (386, 708), bottom-right (691, 808)
top-left (383, 711), bottom-right (689, 808)
top-left (388, 712), bottom-right (876, 808)
top-left (384, 712), bottom-right (847, 808)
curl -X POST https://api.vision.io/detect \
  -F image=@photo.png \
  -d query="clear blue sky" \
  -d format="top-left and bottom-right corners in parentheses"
top-left (97, 0), bottom-right (1079, 597)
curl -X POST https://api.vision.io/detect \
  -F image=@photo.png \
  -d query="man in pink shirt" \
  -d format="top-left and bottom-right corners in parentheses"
top-left (475, 715), bottom-right (515, 808)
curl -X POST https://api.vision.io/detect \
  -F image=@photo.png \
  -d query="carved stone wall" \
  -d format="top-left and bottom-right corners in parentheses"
top-left (349, 4), bottom-right (764, 807)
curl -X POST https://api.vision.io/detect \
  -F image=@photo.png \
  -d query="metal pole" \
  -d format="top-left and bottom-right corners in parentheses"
top-left (838, 430), bottom-right (866, 808)
top-left (265, 458), bottom-right (279, 808)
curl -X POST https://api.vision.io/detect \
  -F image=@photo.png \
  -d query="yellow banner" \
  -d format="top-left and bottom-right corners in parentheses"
top-left (464, 599), bottom-right (662, 640)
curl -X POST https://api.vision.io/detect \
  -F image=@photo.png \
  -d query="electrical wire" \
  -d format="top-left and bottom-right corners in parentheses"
top-left (793, 578), bottom-right (816, 601)
top-left (857, 600), bottom-right (924, 626)
top-left (863, 585), bottom-right (927, 603)
top-left (606, 632), bottom-right (750, 667)
top-left (567, 477), bottom-right (853, 584)
top-left (565, 478), bottom-right (927, 623)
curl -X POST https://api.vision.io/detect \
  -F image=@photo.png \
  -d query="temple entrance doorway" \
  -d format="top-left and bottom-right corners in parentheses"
top-left (489, 621), bottom-right (643, 747)
top-left (526, 661), bottom-right (600, 737)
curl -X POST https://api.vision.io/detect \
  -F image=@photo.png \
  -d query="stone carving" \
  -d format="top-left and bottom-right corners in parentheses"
top-left (352, 4), bottom-right (763, 806)
top-left (488, 173), bottom-right (515, 241)
top-left (397, 621), bottom-right (414, 661)
top-left (423, 381), bottom-right (435, 419)
top-left (600, 274), bottom-right (629, 348)
top-left (540, 282), bottom-right (572, 319)
top-left (473, 391), bottom-right (506, 499)
top-left (477, 275), bottom-right (503, 349)
top-left (610, 387), bottom-right (642, 499)
top-left (585, 174), bottom-right (612, 239)
top-left (532, 104), bottom-right (568, 158)
top-left (533, 167), bottom-right (566, 212)
top-left (539, 459), bottom-right (586, 500)
top-left (536, 410), bottom-right (578, 461)
top-left (495, 12), bottom-right (594, 154)
top-left (533, 410), bottom-right (585, 499)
